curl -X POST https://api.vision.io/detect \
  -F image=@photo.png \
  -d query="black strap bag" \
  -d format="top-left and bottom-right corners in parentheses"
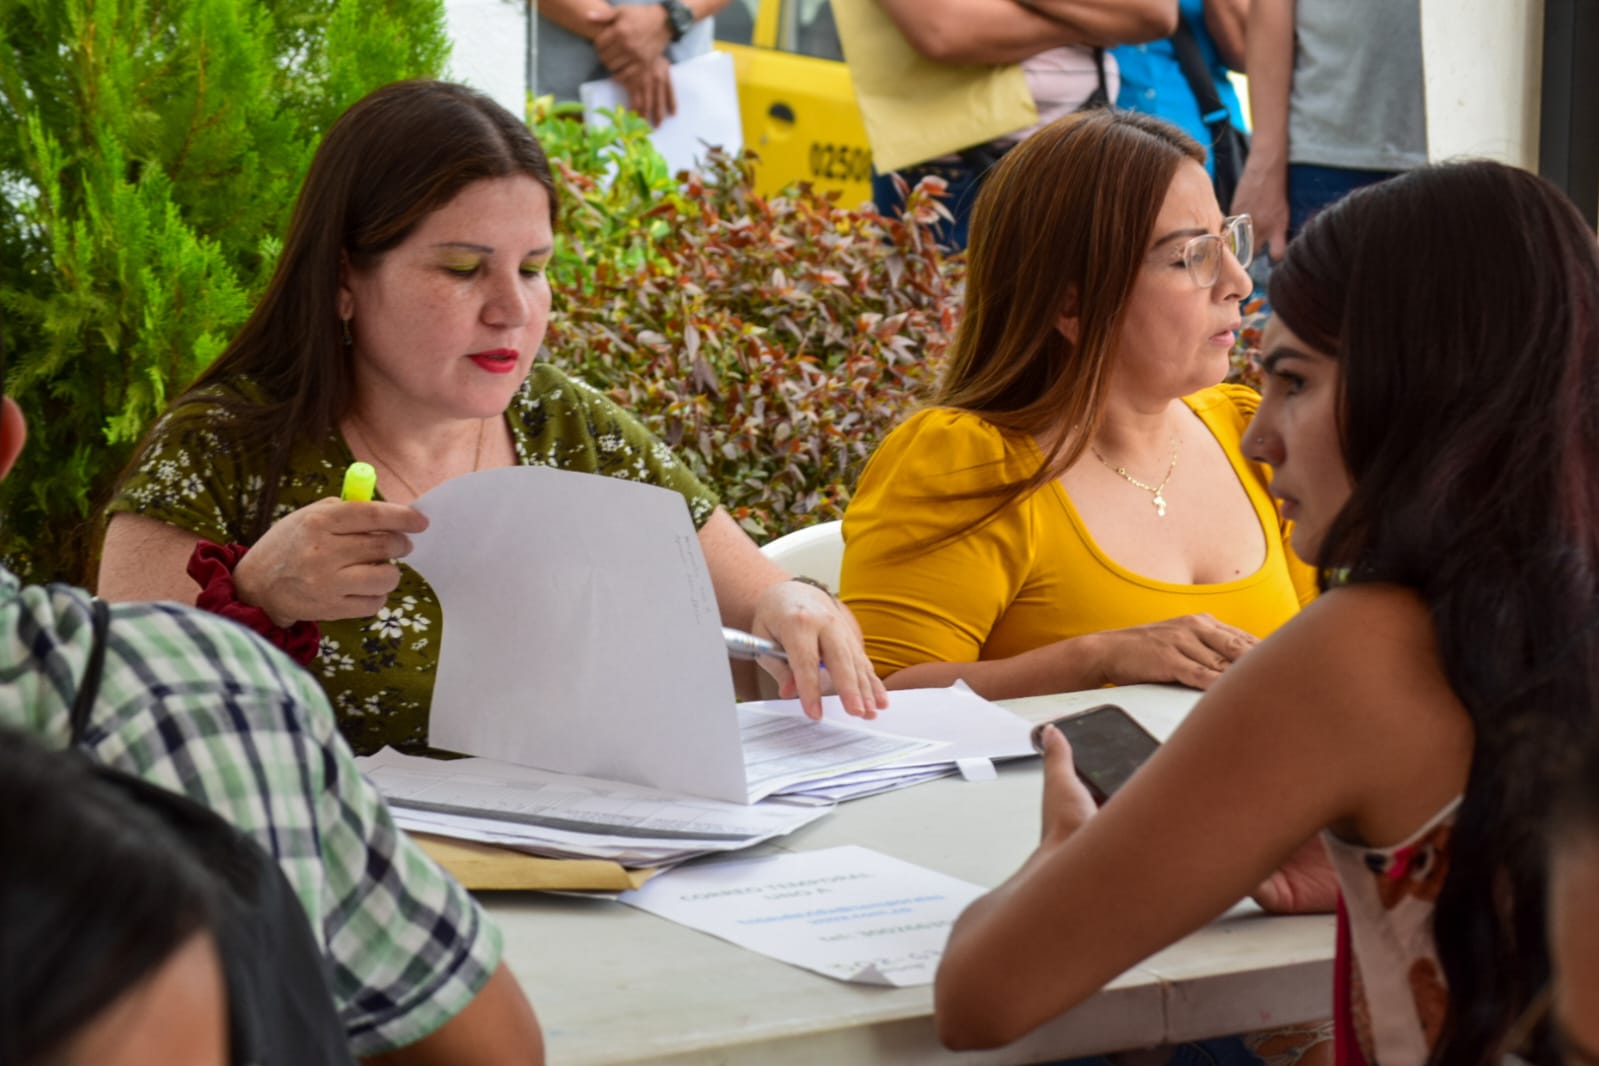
top-left (1170, 15), bottom-right (1249, 213)
top-left (71, 599), bottom-right (354, 1066)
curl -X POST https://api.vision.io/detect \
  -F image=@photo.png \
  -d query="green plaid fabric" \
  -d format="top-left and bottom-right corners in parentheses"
top-left (0, 566), bottom-right (502, 1055)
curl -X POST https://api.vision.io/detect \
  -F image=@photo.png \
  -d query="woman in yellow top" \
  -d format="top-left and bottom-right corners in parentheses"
top-left (841, 109), bottom-right (1316, 697)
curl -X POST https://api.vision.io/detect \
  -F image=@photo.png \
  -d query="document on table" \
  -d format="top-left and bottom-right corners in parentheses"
top-left (620, 845), bottom-right (987, 987)
top-left (407, 465), bottom-right (747, 802)
top-left (579, 50), bottom-right (742, 178)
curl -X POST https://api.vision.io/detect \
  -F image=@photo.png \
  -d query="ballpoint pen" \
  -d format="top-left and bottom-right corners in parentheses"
top-left (723, 626), bottom-right (789, 663)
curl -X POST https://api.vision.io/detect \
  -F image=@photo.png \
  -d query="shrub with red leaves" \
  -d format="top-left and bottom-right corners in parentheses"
top-left (545, 149), bottom-right (964, 538)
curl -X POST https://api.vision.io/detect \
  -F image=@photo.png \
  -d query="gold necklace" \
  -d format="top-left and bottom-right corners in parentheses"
top-left (1091, 435), bottom-right (1179, 517)
top-left (349, 417), bottom-right (487, 500)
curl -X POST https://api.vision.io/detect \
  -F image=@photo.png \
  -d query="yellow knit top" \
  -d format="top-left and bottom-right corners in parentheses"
top-left (840, 385), bottom-right (1318, 677)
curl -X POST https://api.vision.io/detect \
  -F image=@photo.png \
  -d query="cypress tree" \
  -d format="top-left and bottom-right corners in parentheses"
top-left (0, 0), bottom-right (452, 582)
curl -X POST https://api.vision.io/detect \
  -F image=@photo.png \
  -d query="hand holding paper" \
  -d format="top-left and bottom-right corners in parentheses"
top-left (580, 51), bottom-right (741, 173)
top-left (617, 55), bottom-right (677, 126)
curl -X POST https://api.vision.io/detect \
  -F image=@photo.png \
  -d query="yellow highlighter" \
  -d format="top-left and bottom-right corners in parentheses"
top-left (342, 461), bottom-right (377, 502)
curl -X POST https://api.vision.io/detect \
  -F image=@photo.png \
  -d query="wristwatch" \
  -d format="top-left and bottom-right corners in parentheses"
top-left (659, 0), bottom-right (694, 42)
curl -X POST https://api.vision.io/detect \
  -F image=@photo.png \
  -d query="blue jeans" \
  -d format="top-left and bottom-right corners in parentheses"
top-left (1287, 164), bottom-right (1402, 238)
top-left (871, 159), bottom-right (989, 252)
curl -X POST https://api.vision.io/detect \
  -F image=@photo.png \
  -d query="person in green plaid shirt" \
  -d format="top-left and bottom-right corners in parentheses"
top-left (0, 359), bottom-right (543, 1061)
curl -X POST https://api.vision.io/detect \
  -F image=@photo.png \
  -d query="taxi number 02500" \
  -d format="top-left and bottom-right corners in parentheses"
top-left (808, 142), bottom-right (872, 184)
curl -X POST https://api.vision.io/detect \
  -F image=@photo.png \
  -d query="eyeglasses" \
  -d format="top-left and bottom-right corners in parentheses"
top-left (1182, 215), bottom-right (1253, 288)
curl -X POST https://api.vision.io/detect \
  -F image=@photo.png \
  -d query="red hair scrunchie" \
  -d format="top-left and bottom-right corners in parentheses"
top-left (187, 540), bottom-right (321, 667)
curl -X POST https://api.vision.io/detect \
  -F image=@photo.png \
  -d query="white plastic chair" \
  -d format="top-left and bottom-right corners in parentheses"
top-left (754, 520), bottom-right (845, 698)
top-left (759, 519), bottom-right (844, 591)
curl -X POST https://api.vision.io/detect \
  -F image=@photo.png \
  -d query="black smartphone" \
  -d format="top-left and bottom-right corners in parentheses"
top-left (1030, 704), bottom-right (1161, 804)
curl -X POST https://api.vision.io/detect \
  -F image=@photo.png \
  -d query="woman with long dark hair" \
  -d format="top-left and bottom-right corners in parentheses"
top-left (935, 159), bottom-right (1599, 1064)
top-left (96, 80), bottom-right (885, 754)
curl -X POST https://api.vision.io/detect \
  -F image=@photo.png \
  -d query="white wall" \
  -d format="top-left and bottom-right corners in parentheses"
top-left (443, 0), bottom-right (529, 120)
top-left (1421, 0), bottom-right (1544, 168)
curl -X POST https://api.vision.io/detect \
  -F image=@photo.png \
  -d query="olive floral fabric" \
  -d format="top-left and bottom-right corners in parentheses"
top-left (111, 363), bottom-right (719, 755)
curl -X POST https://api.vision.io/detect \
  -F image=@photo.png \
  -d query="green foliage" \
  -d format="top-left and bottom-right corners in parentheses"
top-left (543, 142), bottom-right (963, 539)
top-left (531, 96), bottom-right (681, 300)
top-left (0, 0), bottom-right (451, 582)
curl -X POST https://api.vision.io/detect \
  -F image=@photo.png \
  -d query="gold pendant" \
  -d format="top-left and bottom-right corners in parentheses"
top-left (1152, 492), bottom-right (1167, 517)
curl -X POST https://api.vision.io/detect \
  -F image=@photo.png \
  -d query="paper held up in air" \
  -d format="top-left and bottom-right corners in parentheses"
top-left (405, 466), bottom-right (942, 804)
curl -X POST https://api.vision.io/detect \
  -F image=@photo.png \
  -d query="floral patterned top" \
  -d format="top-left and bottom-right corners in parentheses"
top-left (1323, 797), bottom-right (1462, 1066)
top-left (109, 363), bottom-right (720, 756)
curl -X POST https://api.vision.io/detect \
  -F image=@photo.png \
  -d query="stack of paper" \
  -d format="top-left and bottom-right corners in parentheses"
top-left (362, 748), bottom-right (831, 867)
top-left (749, 684), bottom-right (1038, 802)
top-left (360, 705), bottom-right (938, 866)
top-left (361, 685), bottom-right (1037, 866)
top-left (734, 707), bottom-right (941, 800)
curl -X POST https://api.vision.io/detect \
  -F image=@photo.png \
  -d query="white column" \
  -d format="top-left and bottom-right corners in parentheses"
top-left (443, 0), bottom-right (531, 121)
top-left (1421, 0), bottom-right (1545, 168)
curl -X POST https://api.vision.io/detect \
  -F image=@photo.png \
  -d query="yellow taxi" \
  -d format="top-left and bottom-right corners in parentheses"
top-left (713, 0), bottom-right (874, 204)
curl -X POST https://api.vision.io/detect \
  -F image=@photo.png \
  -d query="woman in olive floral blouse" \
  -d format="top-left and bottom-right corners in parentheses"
top-left (98, 80), bottom-right (886, 756)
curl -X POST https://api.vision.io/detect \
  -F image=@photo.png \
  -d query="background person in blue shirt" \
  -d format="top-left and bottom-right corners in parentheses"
top-left (1114, 0), bottom-right (1247, 203)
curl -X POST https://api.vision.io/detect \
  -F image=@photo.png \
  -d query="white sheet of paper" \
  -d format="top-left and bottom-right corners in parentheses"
top-left (579, 50), bottom-right (742, 178)
top-left (406, 466), bottom-right (747, 802)
top-left (620, 845), bottom-right (986, 986)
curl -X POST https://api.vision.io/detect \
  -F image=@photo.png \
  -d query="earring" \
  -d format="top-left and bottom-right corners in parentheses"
top-left (341, 317), bottom-right (353, 347)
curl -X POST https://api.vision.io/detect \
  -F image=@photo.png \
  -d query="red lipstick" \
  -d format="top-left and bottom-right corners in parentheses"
top-left (469, 348), bottom-right (519, 374)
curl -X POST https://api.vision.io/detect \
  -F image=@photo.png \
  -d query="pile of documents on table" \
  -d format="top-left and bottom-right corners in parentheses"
top-left (354, 466), bottom-right (1034, 870)
top-left (359, 686), bottom-right (1036, 868)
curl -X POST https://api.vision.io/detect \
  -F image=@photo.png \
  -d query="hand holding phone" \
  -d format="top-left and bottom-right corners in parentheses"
top-left (1031, 704), bottom-right (1162, 805)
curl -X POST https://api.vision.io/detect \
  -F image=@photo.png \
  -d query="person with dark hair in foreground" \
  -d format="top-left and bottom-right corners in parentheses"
top-left (0, 341), bottom-right (543, 1061)
top-left (934, 159), bottom-right (1599, 1065)
top-left (0, 729), bottom-right (228, 1066)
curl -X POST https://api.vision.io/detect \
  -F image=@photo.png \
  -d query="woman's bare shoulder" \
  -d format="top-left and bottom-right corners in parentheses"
top-left (1290, 582), bottom-right (1438, 659)
top-left (1187, 582), bottom-right (1463, 767)
top-left (1217, 582), bottom-right (1471, 833)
